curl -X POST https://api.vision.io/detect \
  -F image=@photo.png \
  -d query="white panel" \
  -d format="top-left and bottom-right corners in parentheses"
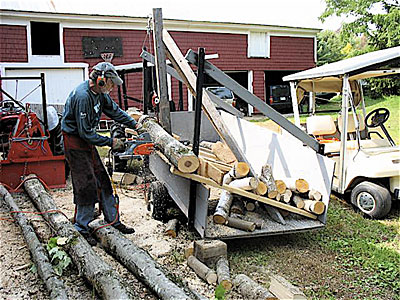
top-left (248, 32), bottom-right (270, 58)
top-left (3, 68), bottom-right (86, 105)
top-left (220, 111), bottom-right (335, 222)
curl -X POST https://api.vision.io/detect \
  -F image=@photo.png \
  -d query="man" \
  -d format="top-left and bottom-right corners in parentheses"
top-left (61, 62), bottom-right (137, 246)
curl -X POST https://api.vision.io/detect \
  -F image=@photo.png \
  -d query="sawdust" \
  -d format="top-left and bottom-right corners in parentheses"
top-left (0, 179), bottom-right (243, 299)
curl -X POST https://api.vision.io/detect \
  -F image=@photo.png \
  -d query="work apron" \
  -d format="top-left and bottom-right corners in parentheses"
top-left (62, 132), bottom-right (112, 206)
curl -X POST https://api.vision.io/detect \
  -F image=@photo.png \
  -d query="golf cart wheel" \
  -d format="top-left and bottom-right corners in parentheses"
top-left (351, 181), bottom-right (392, 219)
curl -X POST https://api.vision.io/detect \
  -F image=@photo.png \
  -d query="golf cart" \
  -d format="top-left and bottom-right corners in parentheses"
top-left (283, 46), bottom-right (400, 218)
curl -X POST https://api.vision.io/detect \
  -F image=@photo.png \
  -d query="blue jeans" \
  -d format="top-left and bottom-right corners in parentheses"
top-left (74, 189), bottom-right (121, 233)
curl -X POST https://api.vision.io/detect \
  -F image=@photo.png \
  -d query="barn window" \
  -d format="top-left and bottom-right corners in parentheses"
top-left (31, 22), bottom-right (60, 55)
top-left (248, 32), bottom-right (270, 58)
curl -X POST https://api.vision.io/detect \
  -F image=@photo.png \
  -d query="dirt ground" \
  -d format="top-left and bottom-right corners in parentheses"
top-left (0, 178), bottom-right (245, 300)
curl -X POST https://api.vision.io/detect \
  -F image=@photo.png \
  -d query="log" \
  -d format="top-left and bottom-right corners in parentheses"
top-left (216, 256), bottom-right (232, 291)
top-left (233, 274), bottom-right (277, 300)
top-left (274, 180), bottom-right (287, 195)
top-left (308, 189), bottom-right (322, 201)
top-left (90, 220), bottom-right (193, 300)
top-left (245, 199), bottom-right (256, 212)
top-left (138, 115), bottom-right (199, 173)
top-left (211, 141), bottom-right (236, 164)
top-left (303, 200), bottom-right (325, 215)
top-left (187, 256), bottom-right (217, 285)
top-left (193, 240), bottom-right (227, 266)
top-left (253, 181), bottom-right (268, 196)
top-left (165, 219), bottom-right (179, 238)
top-left (213, 190), bottom-right (233, 224)
top-left (184, 242), bottom-right (195, 259)
top-left (278, 189), bottom-right (292, 203)
top-left (230, 177), bottom-right (259, 191)
top-left (260, 164), bottom-right (278, 199)
top-left (206, 161), bottom-right (225, 185)
top-left (226, 216), bottom-right (256, 232)
top-left (282, 178), bottom-right (310, 194)
top-left (223, 162), bottom-right (250, 185)
top-left (0, 185), bottom-right (68, 300)
top-left (292, 195), bottom-right (306, 209)
top-left (23, 175), bottom-right (134, 300)
top-left (230, 198), bottom-right (245, 215)
top-left (269, 274), bottom-right (307, 300)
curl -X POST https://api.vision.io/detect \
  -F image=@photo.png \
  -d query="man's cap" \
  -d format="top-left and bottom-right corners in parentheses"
top-left (93, 62), bottom-right (123, 86)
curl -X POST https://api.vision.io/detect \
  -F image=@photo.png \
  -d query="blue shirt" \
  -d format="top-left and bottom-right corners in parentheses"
top-left (61, 80), bottom-right (136, 146)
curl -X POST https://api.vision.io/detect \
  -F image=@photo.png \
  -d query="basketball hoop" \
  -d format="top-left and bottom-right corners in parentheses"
top-left (101, 52), bottom-right (114, 62)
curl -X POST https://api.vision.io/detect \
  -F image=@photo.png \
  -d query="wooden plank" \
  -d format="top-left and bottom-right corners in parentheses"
top-left (269, 274), bottom-right (307, 300)
top-left (152, 8), bottom-right (171, 133)
top-left (207, 162), bottom-right (225, 185)
top-left (162, 29), bottom-right (256, 176)
top-left (170, 168), bottom-right (318, 220)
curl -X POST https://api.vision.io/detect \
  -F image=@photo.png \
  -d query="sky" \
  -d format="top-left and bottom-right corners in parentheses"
top-left (1, 0), bottom-right (346, 30)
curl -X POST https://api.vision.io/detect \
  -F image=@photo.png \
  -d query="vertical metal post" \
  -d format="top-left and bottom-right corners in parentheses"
top-left (178, 81), bottom-right (184, 111)
top-left (338, 74), bottom-right (349, 193)
top-left (121, 72), bottom-right (129, 111)
top-left (188, 47), bottom-right (205, 228)
top-left (40, 73), bottom-right (48, 131)
top-left (143, 47), bottom-right (149, 115)
top-left (117, 85), bottom-right (123, 108)
top-left (152, 8), bottom-right (171, 133)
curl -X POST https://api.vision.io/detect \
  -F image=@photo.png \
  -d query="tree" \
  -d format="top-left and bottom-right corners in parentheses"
top-left (317, 30), bottom-right (345, 66)
top-left (320, 0), bottom-right (400, 97)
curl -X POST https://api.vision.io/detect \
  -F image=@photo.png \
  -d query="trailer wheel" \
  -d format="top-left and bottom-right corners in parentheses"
top-left (148, 181), bottom-right (173, 222)
top-left (351, 181), bottom-right (392, 219)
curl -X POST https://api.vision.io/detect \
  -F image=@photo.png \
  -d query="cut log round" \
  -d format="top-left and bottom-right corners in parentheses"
top-left (245, 200), bottom-right (256, 212)
top-left (194, 240), bottom-right (227, 266)
top-left (292, 195), bottom-right (306, 209)
top-left (260, 164), bottom-right (278, 198)
top-left (187, 255), bottom-right (217, 285)
top-left (230, 198), bottom-right (245, 215)
top-left (0, 185), bottom-right (68, 300)
top-left (23, 175), bottom-right (134, 300)
top-left (139, 115), bottom-right (199, 173)
top-left (282, 177), bottom-right (310, 193)
top-left (254, 181), bottom-right (267, 196)
top-left (274, 180), bottom-right (287, 194)
top-left (165, 219), bottom-right (179, 238)
top-left (226, 216), bottom-right (256, 232)
top-left (90, 220), bottom-right (192, 300)
top-left (303, 200), bottom-right (325, 215)
top-left (216, 256), bottom-right (232, 291)
top-left (223, 162), bottom-right (250, 185)
top-left (308, 189), bottom-right (322, 201)
top-left (185, 242), bottom-right (195, 259)
top-left (233, 274), bottom-right (277, 300)
top-left (213, 190), bottom-right (233, 224)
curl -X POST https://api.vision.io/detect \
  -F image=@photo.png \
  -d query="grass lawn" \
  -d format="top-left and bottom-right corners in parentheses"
top-left (242, 95), bottom-right (400, 299)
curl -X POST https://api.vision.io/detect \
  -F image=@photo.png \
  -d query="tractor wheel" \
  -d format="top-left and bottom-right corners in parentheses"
top-left (351, 181), bottom-right (392, 219)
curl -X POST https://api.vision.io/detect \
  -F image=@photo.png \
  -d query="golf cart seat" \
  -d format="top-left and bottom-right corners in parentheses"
top-left (306, 115), bottom-right (338, 142)
top-left (337, 113), bottom-right (366, 140)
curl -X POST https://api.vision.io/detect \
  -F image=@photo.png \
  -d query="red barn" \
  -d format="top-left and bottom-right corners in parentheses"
top-left (0, 5), bottom-right (319, 116)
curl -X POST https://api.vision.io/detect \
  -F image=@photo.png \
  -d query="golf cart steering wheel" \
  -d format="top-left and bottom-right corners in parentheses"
top-left (365, 108), bottom-right (390, 128)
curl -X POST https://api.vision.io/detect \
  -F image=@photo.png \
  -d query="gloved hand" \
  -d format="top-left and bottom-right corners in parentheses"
top-left (112, 138), bottom-right (125, 151)
top-left (135, 123), bottom-right (146, 134)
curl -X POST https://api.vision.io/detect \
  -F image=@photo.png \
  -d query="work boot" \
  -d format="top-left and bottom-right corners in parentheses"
top-left (80, 231), bottom-right (97, 246)
top-left (113, 223), bottom-right (135, 234)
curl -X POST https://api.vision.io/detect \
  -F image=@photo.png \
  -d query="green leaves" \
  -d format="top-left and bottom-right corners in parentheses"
top-left (47, 236), bottom-right (72, 276)
top-left (214, 284), bottom-right (226, 300)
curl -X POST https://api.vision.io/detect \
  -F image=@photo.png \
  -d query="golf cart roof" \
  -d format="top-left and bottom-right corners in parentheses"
top-left (283, 46), bottom-right (400, 82)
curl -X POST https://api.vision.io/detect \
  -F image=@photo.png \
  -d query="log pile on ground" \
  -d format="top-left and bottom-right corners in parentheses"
top-left (187, 240), bottom-right (232, 291)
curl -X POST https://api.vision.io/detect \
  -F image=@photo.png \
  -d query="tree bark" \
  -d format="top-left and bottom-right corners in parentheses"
top-left (303, 200), bottom-right (325, 215)
top-left (230, 198), bottom-right (245, 215)
top-left (282, 177), bottom-right (310, 194)
top-left (187, 255), bottom-right (217, 285)
top-left (165, 219), bottom-right (179, 238)
top-left (0, 185), bottom-right (69, 300)
top-left (139, 115), bottom-right (199, 173)
top-left (233, 274), bottom-right (277, 300)
top-left (292, 195), bottom-right (306, 209)
top-left (230, 177), bottom-right (258, 190)
top-left (213, 190), bottom-right (233, 224)
top-left (226, 216), bottom-right (256, 232)
top-left (260, 164), bottom-right (278, 199)
top-left (278, 189), bottom-right (292, 203)
top-left (23, 175), bottom-right (134, 300)
top-left (308, 189), bottom-right (322, 201)
top-left (89, 220), bottom-right (192, 300)
top-left (216, 256), bottom-right (232, 291)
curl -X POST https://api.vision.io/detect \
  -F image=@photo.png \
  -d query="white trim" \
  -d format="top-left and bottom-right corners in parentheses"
top-left (188, 91), bottom-right (193, 111)
top-left (248, 70), bottom-right (253, 116)
top-left (167, 74), bottom-right (172, 101)
top-left (1, 10), bottom-right (320, 38)
top-left (314, 37), bottom-right (317, 63)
